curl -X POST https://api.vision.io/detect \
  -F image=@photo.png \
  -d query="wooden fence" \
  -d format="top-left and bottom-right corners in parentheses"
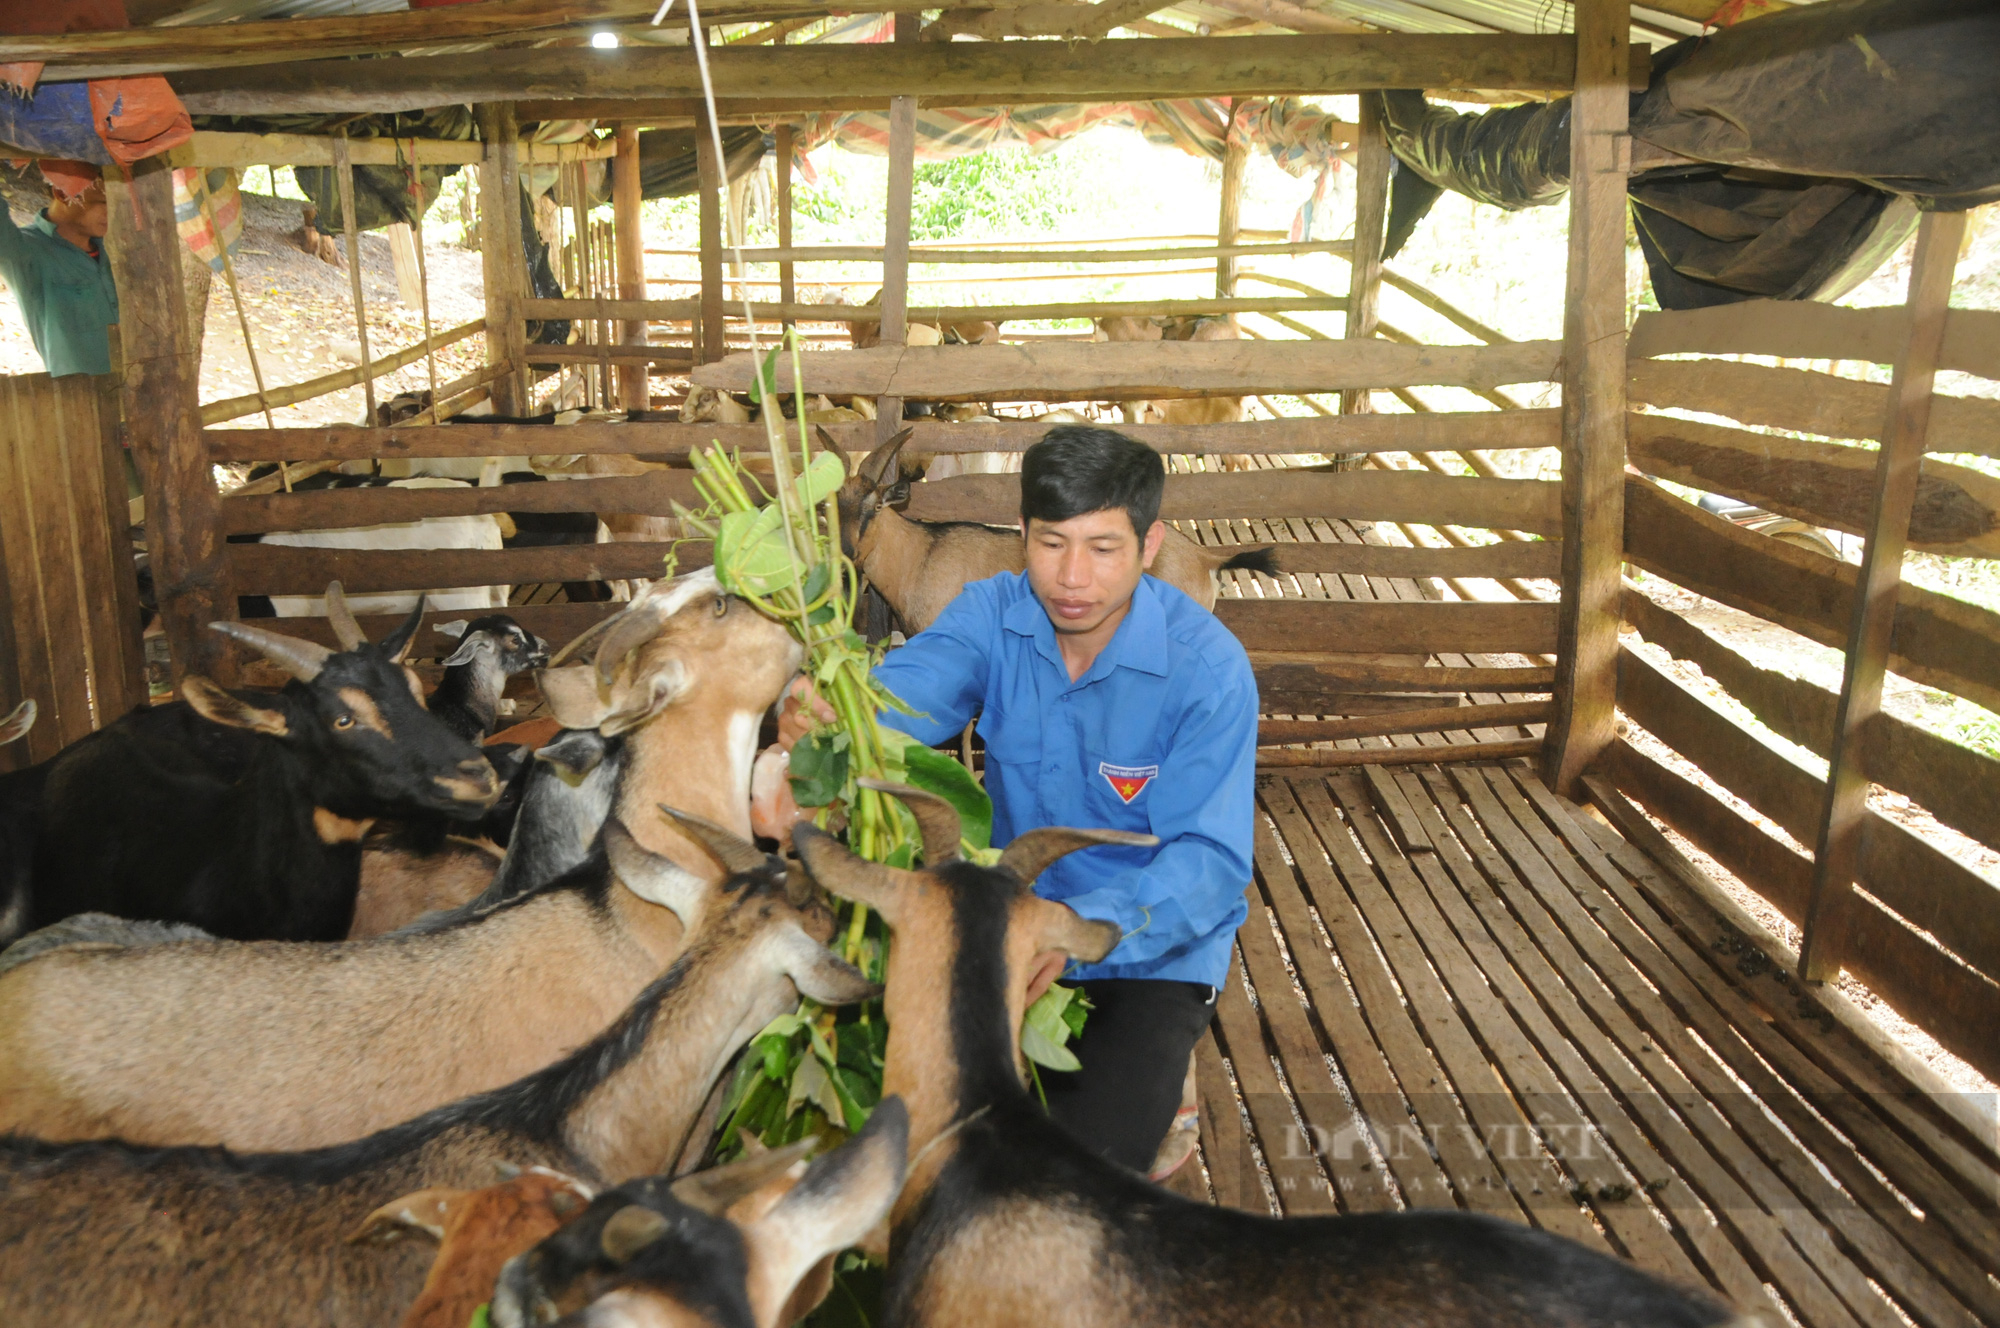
top-left (0, 374), bottom-right (149, 769)
top-left (1611, 258), bottom-right (2000, 1083)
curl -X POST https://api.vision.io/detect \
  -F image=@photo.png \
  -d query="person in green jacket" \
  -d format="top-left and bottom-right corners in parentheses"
top-left (0, 163), bottom-right (118, 378)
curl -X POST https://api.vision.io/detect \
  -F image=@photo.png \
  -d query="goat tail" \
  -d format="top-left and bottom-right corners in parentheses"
top-left (1216, 546), bottom-right (1281, 579)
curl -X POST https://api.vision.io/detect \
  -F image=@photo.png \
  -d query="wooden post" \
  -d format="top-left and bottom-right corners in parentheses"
top-left (476, 103), bottom-right (528, 414)
top-left (874, 93), bottom-right (917, 442)
top-left (1339, 94), bottom-right (1389, 415)
top-left (775, 123), bottom-right (795, 333)
top-left (105, 156), bottom-right (232, 684)
top-left (1541, 0), bottom-right (1628, 797)
top-left (695, 106), bottom-right (725, 365)
top-left (613, 125), bottom-right (649, 409)
top-left (1215, 100), bottom-right (1244, 298)
top-left (1798, 210), bottom-right (1966, 984)
top-left (333, 132), bottom-right (377, 424)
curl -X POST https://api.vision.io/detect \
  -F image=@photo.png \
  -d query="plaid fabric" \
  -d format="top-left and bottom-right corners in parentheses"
top-left (172, 165), bottom-right (244, 272)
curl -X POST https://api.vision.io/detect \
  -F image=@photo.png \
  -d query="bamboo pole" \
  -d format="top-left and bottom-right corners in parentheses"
top-left (200, 319), bottom-right (484, 424)
top-left (876, 87), bottom-right (917, 443)
top-left (1340, 94), bottom-right (1389, 415)
top-left (695, 105), bottom-right (724, 364)
top-left (1216, 101), bottom-right (1245, 298)
top-left (646, 238), bottom-right (1350, 264)
top-left (775, 123), bottom-right (795, 332)
top-left (192, 171), bottom-right (281, 484)
top-left (332, 131), bottom-right (377, 423)
top-left (402, 139), bottom-right (443, 425)
top-left (613, 124), bottom-right (648, 409)
top-left (476, 103), bottom-right (528, 414)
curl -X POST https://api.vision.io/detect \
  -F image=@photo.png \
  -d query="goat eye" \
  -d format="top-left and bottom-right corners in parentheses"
top-left (713, 596), bottom-right (728, 617)
top-left (333, 714), bottom-right (355, 730)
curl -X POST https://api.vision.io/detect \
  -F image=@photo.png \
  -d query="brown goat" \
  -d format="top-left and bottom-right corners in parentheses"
top-left (827, 429), bottom-right (1280, 633)
top-left (792, 783), bottom-right (1763, 1328)
top-left (0, 813), bottom-right (874, 1328)
top-left (347, 832), bottom-right (504, 939)
top-left (0, 571), bottom-right (805, 1152)
top-left (1096, 315), bottom-right (1253, 467)
top-left (350, 1166), bottom-right (595, 1328)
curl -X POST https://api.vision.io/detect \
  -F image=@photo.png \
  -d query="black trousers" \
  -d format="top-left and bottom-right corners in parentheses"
top-left (1040, 978), bottom-right (1217, 1174)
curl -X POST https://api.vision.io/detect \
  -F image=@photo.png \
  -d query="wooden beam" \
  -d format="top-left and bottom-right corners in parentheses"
top-left (695, 106), bottom-right (725, 366)
top-left (877, 90), bottom-right (918, 438)
top-left (1253, 658), bottom-right (1555, 707)
top-left (613, 126), bottom-right (649, 411)
top-left (558, 293), bottom-right (1345, 327)
top-left (1270, 539), bottom-right (1561, 579)
top-left (221, 471), bottom-right (703, 535)
top-left (168, 35), bottom-right (1579, 115)
top-left (1623, 474), bottom-right (2000, 716)
top-left (692, 338), bottom-right (1561, 400)
top-left (1258, 738), bottom-right (1543, 769)
top-left (1542, 0), bottom-right (1628, 797)
top-left (107, 156), bottom-right (232, 683)
top-left (1628, 357), bottom-right (2000, 460)
top-left (229, 540), bottom-right (690, 596)
top-left (1215, 105), bottom-right (1246, 299)
top-left (1219, 598), bottom-right (1558, 654)
top-left (1801, 210), bottom-right (1968, 985)
top-left (203, 409), bottom-right (1561, 463)
top-left (660, 238), bottom-right (1355, 265)
top-left (163, 131), bottom-right (615, 171)
top-left (1339, 92), bottom-right (1389, 416)
top-left (1260, 699), bottom-right (1549, 746)
top-left (900, 469), bottom-right (1561, 533)
top-left (1628, 412), bottom-right (2000, 559)
top-left (775, 123), bottom-right (795, 332)
top-left (1630, 300), bottom-right (2000, 383)
top-left (476, 105), bottom-right (528, 415)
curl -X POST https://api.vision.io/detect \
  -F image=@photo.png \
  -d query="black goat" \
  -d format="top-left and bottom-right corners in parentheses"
top-left (792, 783), bottom-right (1761, 1328)
top-left (429, 615), bottom-right (550, 743)
top-left (0, 585), bottom-right (500, 945)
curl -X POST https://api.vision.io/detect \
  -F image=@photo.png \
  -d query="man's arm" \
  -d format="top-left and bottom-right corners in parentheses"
top-left (869, 581), bottom-right (998, 747)
top-left (1057, 655), bottom-right (1256, 969)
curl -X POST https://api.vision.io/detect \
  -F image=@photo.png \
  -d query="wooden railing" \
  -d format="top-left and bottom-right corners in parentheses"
top-left (1607, 275), bottom-right (2000, 1084)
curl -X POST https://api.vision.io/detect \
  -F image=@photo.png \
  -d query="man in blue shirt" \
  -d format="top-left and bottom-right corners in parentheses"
top-left (774, 426), bottom-right (1257, 1173)
top-left (0, 164), bottom-right (119, 378)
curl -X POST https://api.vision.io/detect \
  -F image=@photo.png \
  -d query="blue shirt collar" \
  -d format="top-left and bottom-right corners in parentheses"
top-left (1001, 574), bottom-right (1171, 682)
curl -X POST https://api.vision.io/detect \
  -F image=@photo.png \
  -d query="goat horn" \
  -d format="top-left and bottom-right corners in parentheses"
top-left (324, 582), bottom-right (367, 651)
top-left (594, 598), bottom-right (673, 687)
top-left (670, 1136), bottom-right (819, 1216)
top-left (860, 427), bottom-right (914, 492)
top-left (208, 621), bottom-right (335, 683)
top-left (380, 595), bottom-right (428, 664)
top-left (997, 826), bottom-right (1159, 885)
top-left (657, 804), bottom-right (769, 876)
top-left (816, 425), bottom-right (853, 480)
top-left (857, 777), bottom-right (961, 866)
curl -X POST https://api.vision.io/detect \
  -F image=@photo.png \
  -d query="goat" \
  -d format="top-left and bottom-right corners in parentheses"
top-left (474, 727), bottom-right (628, 907)
top-left (0, 586), bottom-right (498, 946)
top-left (1094, 315), bottom-right (1254, 469)
top-left (429, 615), bottom-right (551, 743)
top-left (258, 477), bottom-right (513, 618)
top-left (0, 569), bottom-right (804, 1151)
top-left (492, 1098), bottom-right (910, 1328)
top-left (349, 1166), bottom-right (596, 1328)
top-left (825, 430), bottom-right (1281, 634)
top-left (0, 812), bottom-right (876, 1328)
top-left (794, 783), bottom-right (1757, 1328)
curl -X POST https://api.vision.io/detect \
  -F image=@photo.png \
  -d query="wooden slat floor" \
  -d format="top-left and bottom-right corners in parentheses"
top-left (1167, 759), bottom-right (2000, 1328)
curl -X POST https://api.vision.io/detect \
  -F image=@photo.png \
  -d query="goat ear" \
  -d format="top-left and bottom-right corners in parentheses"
top-left (776, 923), bottom-right (878, 1006)
top-left (434, 619), bottom-right (470, 640)
top-left (535, 728), bottom-right (609, 779)
top-left (598, 655), bottom-right (689, 738)
top-left (538, 664), bottom-right (612, 730)
top-left (1027, 896), bottom-right (1122, 965)
top-left (381, 595), bottom-right (429, 664)
top-left (738, 1098), bottom-right (908, 1328)
top-left (604, 817), bottom-right (708, 921)
top-left (599, 1205), bottom-right (672, 1264)
top-left (182, 675), bottom-right (290, 738)
top-left (442, 635), bottom-right (492, 668)
top-left (0, 698), bottom-right (38, 746)
top-left (791, 822), bottom-right (916, 926)
top-left (672, 1136), bottom-right (818, 1216)
top-left (346, 1187), bottom-right (470, 1245)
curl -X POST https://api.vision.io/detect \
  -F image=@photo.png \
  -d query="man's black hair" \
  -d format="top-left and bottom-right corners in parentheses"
top-left (1019, 426), bottom-right (1165, 539)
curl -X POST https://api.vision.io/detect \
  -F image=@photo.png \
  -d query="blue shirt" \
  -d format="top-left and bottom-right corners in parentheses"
top-left (874, 571), bottom-right (1256, 987)
top-left (0, 209), bottom-right (119, 378)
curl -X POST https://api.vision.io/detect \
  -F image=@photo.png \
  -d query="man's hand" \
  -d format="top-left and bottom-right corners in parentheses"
top-left (775, 675), bottom-right (838, 753)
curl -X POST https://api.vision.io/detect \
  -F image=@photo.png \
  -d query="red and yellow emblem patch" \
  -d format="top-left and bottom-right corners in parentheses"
top-left (1098, 761), bottom-right (1159, 804)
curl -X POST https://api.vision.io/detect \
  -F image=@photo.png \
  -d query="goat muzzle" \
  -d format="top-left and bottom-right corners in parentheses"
top-left (435, 757), bottom-right (502, 807)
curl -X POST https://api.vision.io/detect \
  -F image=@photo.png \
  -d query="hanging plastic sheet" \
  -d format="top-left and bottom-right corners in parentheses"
top-left (172, 165), bottom-right (244, 272)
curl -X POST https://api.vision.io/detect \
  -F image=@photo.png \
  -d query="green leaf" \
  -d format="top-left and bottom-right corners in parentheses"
top-left (468, 1304), bottom-right (491, 1328)
top-left (901, 743), bottom-right (994, 853)
top-left (747, 346), bottom-right (781, 404)
top-left (790, 731), bottom-right (850, 808)
top-left (1022, 983), bottom-right (1082, 1070)
top-left (787, 1051), bottom-right (848, 1122)
top-left (794, 450), bottom-right (846, 508)
top-left (801, 560), bottom-right (833, 604)
top-left (713, 505), bottom-right (797, 598)
top-left (1059, 984), bottom-right (1092, 1039)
